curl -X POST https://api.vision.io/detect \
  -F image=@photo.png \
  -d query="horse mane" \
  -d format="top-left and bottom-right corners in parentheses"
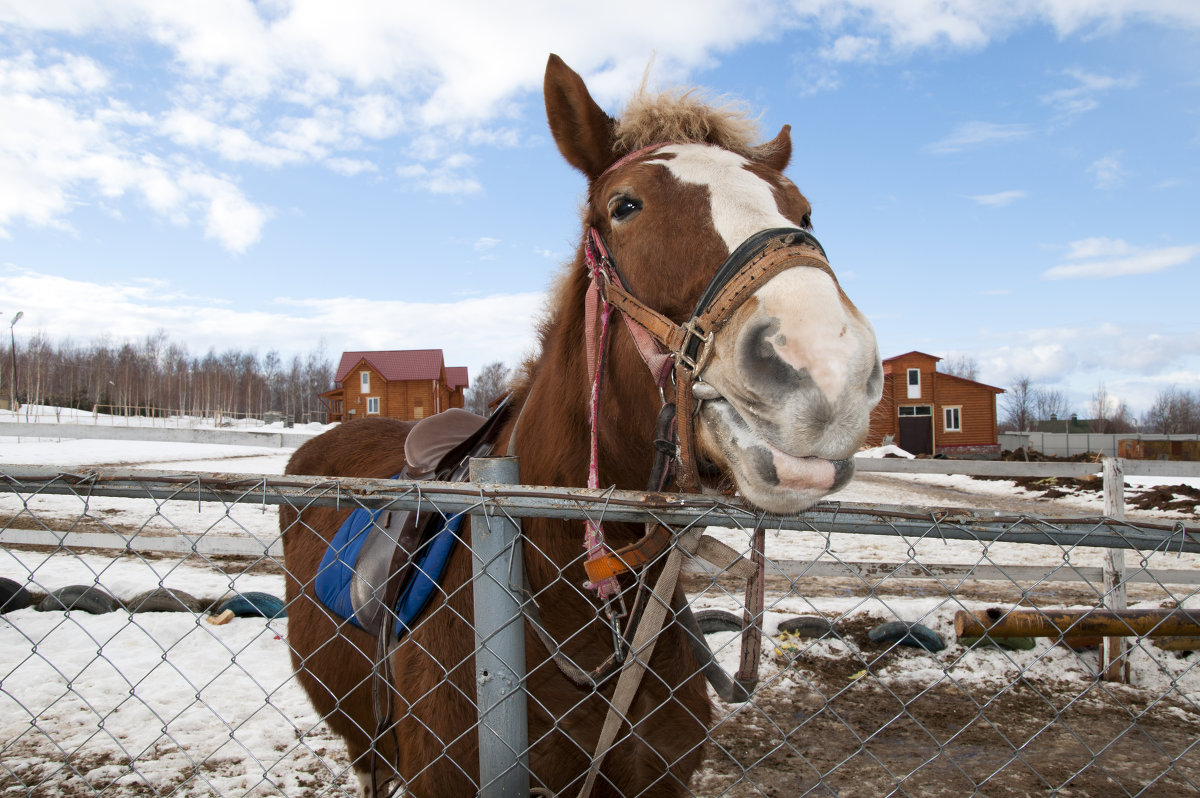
top-left (613, 84), bottom-right (767, 160)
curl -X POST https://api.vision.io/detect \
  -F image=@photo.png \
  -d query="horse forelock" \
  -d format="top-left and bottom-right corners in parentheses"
top-left (613, 87), bottom-right (769, 161)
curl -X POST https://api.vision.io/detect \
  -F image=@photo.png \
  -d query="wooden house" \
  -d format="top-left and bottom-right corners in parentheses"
top-left (867, 351), bottom-right (1004, 456)
top-left (320, 349), bottom-right (468, 424)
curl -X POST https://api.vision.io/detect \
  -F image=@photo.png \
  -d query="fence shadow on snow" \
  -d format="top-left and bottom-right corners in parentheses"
top-left (1, 463), bottom-right (1199, 796)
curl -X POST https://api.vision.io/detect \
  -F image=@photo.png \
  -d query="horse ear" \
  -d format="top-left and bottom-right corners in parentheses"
top-left (544, 54), bottom-right (616, 180)
top-left (750, 124), bottom-right (792, 173)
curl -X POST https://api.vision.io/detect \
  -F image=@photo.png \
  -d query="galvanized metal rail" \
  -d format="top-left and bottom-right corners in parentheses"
top-left (2, 463), bottom-right (1197, 553)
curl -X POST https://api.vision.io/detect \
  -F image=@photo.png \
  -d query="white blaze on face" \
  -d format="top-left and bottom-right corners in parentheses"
top-left (650, 145), bottom-right (795, 251)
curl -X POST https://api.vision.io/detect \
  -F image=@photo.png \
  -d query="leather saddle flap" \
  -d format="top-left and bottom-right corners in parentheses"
top-left (403, 408), bottom-right (488, 477)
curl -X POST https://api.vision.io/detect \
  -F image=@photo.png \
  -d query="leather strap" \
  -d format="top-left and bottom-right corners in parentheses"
top-left (582, 523), bottom-right (672, 584)
top-left (576, 527), bottom-right (702, 798)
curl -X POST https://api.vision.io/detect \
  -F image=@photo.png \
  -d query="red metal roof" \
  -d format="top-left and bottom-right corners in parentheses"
top-left (335, 349), bottom-right (445, 383)
top-left (445, 366), bottom-right (469, 389)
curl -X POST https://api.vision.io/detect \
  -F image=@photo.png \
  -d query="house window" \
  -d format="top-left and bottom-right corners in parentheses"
top-left (899, 405), bottom-right (931, 416)
top-left (366, 397), bottom-right (379, 414)
top-left (906, 368), bottom-right (921, 399)
top-left (944, 406), bottom-right (962, 432)
top-left (360, 371), bottom-right (370, 393)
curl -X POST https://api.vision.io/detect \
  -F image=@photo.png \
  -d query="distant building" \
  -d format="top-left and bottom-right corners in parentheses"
top-left (320, 349), bottom-right (468, 424)
top-left (1034, 415), bottom-right (1091, 434)
top-left (867, 351), bottom-right (1004, 456)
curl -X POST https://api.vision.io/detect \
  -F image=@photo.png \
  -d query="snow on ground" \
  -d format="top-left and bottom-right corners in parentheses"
top-left (3, 420), bottom-right (1200, 794)
top-left (0, 404), bottom-right (333, 434)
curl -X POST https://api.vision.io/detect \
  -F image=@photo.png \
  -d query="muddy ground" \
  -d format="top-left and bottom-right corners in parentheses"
top-left (689, 613), bottom-right (1200, 797)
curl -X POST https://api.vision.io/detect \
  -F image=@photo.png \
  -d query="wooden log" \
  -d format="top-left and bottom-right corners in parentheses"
top-left (954, 607), bottom-right (1200, 640)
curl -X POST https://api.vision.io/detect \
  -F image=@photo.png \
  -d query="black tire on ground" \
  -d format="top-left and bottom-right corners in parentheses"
top-left (777, 615), bottom-right (836, 639)
top-left (216, 591), bottom-right (287, 619)
top-left (694, 608), bottom-right (743, 635)
top-left (37, 585), bottom-right (119, 615)
top-left (0, 577), bottom-right (32, 613)
top-left (127, 587), bottom-right (202, 613)
top-left (867, 621), bottom-right (945, 652)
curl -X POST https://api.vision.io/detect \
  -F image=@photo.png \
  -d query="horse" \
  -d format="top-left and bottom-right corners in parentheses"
top-left (280, 54), bottom-right (882, 797)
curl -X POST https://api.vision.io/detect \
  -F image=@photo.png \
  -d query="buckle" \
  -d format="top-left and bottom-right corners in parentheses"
top-left (676, 319), bottom-right (714, 374)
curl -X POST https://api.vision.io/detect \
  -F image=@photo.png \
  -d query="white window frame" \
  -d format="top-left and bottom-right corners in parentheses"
top-left (906, 368), bottom-right (921, 399)
top-left (944, 405), bottom-right (962, 432)
top-left (366, 396), bottom-right (380, 415)
top-left (360, 371), bottom-right (370, 393)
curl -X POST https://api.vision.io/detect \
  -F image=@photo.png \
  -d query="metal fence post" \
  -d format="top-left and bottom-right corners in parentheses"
top-left (1101, 456), bottom-right (1129, 683)
top-left (469, 456), bottom-right (530, 796)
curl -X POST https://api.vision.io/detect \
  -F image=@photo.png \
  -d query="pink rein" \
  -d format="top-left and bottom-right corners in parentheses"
top-left (581, 144), bottom-right (675, 599)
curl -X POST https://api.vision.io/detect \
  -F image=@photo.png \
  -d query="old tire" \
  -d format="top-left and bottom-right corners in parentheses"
top-left (777, 615), bottom-right (836, 639)
top-left (37, 585), bottom-right (118, 615)
top-left (128, 587), bottom-right (202, 613)
top-left (0, 577), bottom-right (32, 613)
top-left (867, 621), bottom-right (945, 652)
top-left (216, 591), bottom-right (286, 619)
top-left (694, 609), bottom-right (742, 635)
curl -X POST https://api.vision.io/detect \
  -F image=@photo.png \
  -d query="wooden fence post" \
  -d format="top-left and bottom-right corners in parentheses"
top-left (1101, 456), bottom-right (1129, 683)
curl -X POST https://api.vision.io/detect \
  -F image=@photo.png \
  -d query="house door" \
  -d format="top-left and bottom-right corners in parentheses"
top-left (898, 405), bottom-right (933, 455)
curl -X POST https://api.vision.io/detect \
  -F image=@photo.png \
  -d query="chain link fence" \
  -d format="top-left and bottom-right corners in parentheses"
top-left (2, 463), bottom-right (1199, 796)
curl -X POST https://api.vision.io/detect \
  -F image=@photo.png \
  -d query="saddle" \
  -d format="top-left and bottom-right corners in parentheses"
top-left (314, 404), bottom-right (510, 640)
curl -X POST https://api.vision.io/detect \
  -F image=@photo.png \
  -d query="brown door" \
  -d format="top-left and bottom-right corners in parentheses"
top-left (898, 410), bottom-right (933, 455)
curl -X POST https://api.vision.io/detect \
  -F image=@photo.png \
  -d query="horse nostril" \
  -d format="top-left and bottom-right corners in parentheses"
top-left (740, 319), bottom-right (802, 391)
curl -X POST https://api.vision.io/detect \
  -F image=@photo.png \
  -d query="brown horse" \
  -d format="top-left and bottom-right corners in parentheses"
top-left (281, 54), bottom-right (881, 797)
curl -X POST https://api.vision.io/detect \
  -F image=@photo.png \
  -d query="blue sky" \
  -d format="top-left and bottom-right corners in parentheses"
top-left (1, 1), bottom-right (1198, 417)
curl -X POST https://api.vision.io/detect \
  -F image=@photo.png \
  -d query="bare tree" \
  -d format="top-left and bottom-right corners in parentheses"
top-left (1001, 375), bottom-right (1034, 431)
top-left (465, 361), bottom-right (511, 415)
top-left (1143, 387), bottom-right (1199, 434)
top-left (1090, 382), bottom-right (1136, 433)
top-left (1033, 387), bottom-right (1071, 425)
top-left (940, 354), bottom-right (979, 381)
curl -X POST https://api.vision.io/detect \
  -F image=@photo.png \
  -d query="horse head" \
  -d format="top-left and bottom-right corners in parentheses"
top-left (545, 54), bottom-right (882, 515)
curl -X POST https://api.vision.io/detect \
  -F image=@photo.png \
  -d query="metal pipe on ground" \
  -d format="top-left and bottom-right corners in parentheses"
top-left (954, 607), bottom-right (1200, 640)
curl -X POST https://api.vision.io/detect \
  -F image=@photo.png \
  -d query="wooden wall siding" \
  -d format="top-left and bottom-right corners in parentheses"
top-left (867, 352), bottom-right (1000, 453)
top-left (935, 377), bottom-right (999, 447)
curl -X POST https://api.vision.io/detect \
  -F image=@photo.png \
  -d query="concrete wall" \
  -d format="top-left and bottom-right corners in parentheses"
top-left (1001, 431), bottom-right (1200, 458)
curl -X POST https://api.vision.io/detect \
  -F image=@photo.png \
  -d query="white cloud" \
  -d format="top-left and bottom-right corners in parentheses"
top-left (978, 322), bottom-right (1200, 391)
top-left (967, 190), bottom-right (1027, 207)
top-left (1043, 239), bottom-right (1200, 280)
top-left (1087, 152), bottom-right (1125, 189)
top-left (0, 266), bottom-right (544, 378)
top-left (0, 52), bottom-right (270, 252)
top-left (926, 121), bottom-right (1032, 153)
top-left (1, 1), bottom-right (1198, 249)
top-left (821, 35), bottom-right (881, 62)
top-left (1040, 68), bottom-right (1138, 117)
top-left (1063, 237), bottom-right (1137, 260)
top-left (396, 156), bottom-right (483, 195)
top-left (789, 0), bottom-right (1200, 60)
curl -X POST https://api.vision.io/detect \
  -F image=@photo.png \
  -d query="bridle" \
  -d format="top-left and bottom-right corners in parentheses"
top-left (585, 223), bottom-right (832, 483)
top-left (578, 142), bottom-right (836, 590)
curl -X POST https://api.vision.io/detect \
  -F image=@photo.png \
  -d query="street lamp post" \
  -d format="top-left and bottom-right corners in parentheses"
top-left (9, 311), bottom-right (22, 411)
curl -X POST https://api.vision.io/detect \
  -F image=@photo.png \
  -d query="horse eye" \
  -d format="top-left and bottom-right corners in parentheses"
top-left (610, 197), bottom-right (642, 221)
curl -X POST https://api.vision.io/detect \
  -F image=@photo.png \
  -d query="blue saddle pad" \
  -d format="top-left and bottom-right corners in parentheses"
top-left (314, 505), bottom-right (463, 637)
